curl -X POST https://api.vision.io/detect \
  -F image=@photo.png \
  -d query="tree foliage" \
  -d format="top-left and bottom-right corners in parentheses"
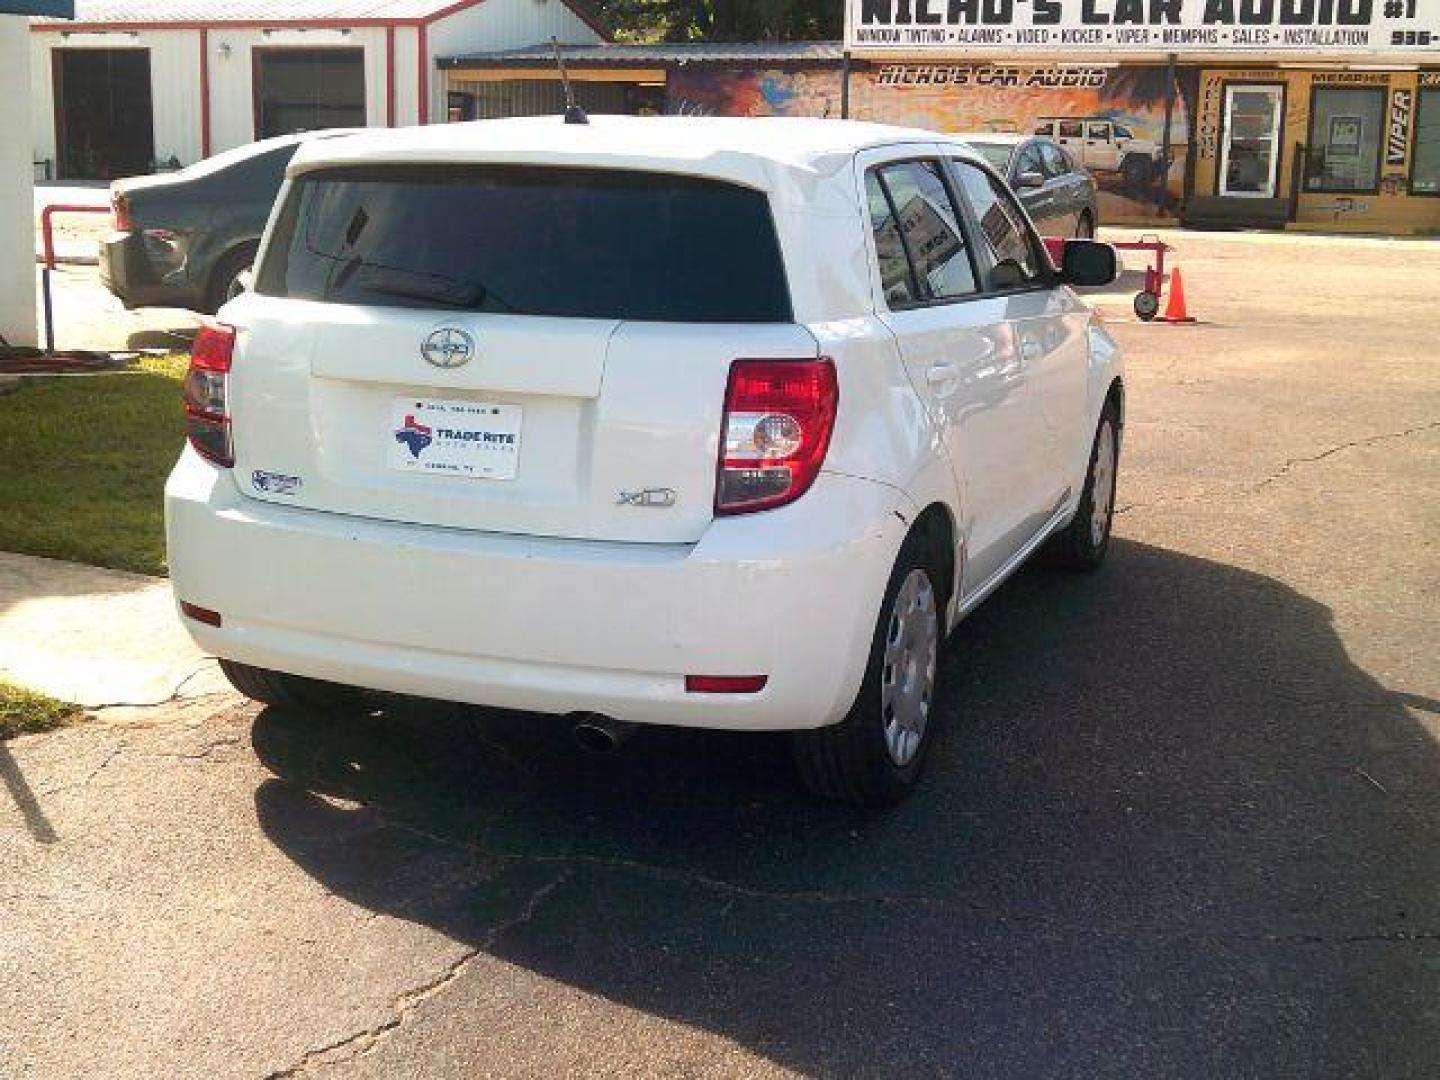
top-left (591, 0), bottom-right (842, 43)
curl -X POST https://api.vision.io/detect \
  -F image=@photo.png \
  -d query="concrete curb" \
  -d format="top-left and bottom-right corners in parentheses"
top-left (0, 551), bottom-right (229, 709)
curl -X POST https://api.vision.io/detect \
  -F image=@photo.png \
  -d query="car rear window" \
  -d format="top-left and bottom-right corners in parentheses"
top-left (257, 165), bottom-right (792, 322)
top-left (968, 142), bottom-right (1015, 173)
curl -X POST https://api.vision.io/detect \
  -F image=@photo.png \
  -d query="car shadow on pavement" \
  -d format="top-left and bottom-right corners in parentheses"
top-left (251, 538), bottom-right (1440, 1077)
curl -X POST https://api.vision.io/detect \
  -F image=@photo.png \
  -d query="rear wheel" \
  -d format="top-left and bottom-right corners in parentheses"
top-left (790, 532), bottom-right (945, 806)
top-left (219, 659), bottom-right (361, 712)
top-left (1044, 402), bottom-right (1120, 571)
top-left (205, 244), bottom-right (257, 314)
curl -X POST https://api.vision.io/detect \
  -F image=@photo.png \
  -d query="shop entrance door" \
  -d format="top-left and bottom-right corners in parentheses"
top-left (1220, 84), bottom-right (1283, 198)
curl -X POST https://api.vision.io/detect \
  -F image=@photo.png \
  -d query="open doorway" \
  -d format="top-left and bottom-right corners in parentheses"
top-left (53, 49), bottom-right (154, 180)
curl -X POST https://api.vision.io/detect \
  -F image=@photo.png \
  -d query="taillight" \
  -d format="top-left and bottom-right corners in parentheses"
top-left (715, 358), bottom-right (838, 515)
top-left (183, 324), bottom-right (236, 468)
top-left (111, 190), bottom-right (133, 232)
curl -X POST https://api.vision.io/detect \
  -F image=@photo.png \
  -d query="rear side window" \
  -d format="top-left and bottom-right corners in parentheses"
top-left (1058, 120), bottom-right (1084, 139)
top-left (218, 145), bottom-right (297, 194)
top-left (864, 160), bottom-right (979, 307)
top-left (970, 142), bottom-right (1015, 173)
top-left (1039, 143), bottom-right (1072, 178)
top-left (1014, 145), bottom-right (1046, 179)
top-left (258, 165), bottom-right (791, 322)
top-left (865, 172), bottom-right (917, 306)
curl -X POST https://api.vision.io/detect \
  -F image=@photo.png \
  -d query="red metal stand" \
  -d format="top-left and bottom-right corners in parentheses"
top-left (38, 203), bottom-right (112, 354)
top-left (1109, 234), bottom-right (1173, 321)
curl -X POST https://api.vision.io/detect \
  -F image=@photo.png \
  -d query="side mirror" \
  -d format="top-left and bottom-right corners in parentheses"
top-left (1016, 171), bottom-right (1045, 190)
top-left (989, 259), bottom-right (1027, 290)
top-left (1059, 239), bottom-right (1118, 287)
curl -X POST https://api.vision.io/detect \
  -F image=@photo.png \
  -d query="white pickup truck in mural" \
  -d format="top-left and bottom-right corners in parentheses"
top-left (1035, 117), bottom-right (1163, 188)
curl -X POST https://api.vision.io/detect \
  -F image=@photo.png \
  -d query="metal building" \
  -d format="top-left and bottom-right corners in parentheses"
top-left (29, 0), bottom-right (605, 181)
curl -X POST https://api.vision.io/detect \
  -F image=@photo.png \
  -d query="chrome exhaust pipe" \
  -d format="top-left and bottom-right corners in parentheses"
top-left (571, 713), bottom-right (637, 753)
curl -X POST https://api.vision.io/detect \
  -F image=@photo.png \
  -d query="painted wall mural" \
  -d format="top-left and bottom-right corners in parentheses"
top-left (668, 63), bottom-right (1197, 222)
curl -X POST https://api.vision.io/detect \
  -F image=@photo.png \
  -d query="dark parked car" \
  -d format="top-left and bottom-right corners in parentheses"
top-left (960, 134), bottom-right (1099, 240)
top-left (101, 132), bottom-right (352, 314)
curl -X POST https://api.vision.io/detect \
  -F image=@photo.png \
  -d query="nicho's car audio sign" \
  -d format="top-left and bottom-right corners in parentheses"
top-left (845, 0), bottom-right (1440, 55)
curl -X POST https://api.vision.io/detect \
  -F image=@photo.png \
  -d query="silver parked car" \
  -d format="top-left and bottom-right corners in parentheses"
top-left (960, 134), bottom-right (1099, 240)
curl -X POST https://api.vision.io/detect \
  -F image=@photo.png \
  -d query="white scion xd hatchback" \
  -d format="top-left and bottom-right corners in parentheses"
top-left (168, 116), bottom-right (1123, 805)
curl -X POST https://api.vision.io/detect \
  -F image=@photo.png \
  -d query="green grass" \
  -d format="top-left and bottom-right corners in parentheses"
top-left (0, 355), bottom-right (187, 576)
top-left (0, 681), bottom-right (83, 740)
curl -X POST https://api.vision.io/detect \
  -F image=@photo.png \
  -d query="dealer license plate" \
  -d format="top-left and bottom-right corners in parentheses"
top-left (389, 398), bottom-right (522, 480)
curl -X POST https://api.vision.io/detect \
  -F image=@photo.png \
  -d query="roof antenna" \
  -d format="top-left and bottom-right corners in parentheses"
top-left (550, 36), bottom-right (588, 125)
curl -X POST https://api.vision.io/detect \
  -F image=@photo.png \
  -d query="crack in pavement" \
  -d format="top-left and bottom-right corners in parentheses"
top-left (366, 806), bottom-right (947, 911)
top-left (531, 850), bottom-right (949, 909)
top-left (83, 661), bottom-right (227, 712)
top-left (144, 733), bottom-right (244, 763)
top-left (1237, 930), bottom-right (1440, 945)
top-left (36, 738), bottom-right (128, 798)
top-left (1249, 420), bottom-right (1440, 492)
top-left (1115, 419), bottom-right (1439, 517)
top-left (263, 869), bottom-right (572, 1078)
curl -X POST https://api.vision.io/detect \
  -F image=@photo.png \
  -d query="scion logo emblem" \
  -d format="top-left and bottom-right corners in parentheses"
top-left (421, 327), bottom-right (474, 369)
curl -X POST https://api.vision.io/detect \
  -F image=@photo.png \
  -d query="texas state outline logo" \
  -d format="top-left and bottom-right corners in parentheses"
top-left (395, 414), bottom-right (434, 459)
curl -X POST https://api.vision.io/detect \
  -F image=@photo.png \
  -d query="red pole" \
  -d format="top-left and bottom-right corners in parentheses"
top-left (385, 25), bottom-right (396, 127)
top-left (417, 22), bottom-right (428, 124)
top-left (38, 204), bottom-right (110, 354)
top-left (199, 28), bottom-right (212, 157)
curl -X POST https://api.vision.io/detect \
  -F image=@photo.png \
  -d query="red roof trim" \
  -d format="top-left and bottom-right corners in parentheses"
top-left (32, 0), bottom-right (611, 40)
top-left (34, 18), bottom-right (425, 29)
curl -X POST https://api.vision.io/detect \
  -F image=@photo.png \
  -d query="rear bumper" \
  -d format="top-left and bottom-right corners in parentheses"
top-left (99, 231), bottom-right (200, 310)
top-left (165, 449), bottom-right (915, 731)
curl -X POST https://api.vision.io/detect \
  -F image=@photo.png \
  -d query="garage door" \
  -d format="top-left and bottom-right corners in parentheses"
top-left (255, 48), bottom-right (365, 140)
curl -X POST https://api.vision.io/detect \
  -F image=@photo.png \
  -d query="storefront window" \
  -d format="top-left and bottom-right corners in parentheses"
top-left (1306, 87), bottom-right (1385, 194)
top-left (1412, 88), bottom-right (1440, 197)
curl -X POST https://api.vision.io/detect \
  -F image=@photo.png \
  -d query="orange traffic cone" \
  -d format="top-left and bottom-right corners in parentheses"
top-left (1161, 266), bottom-right (1195, 323)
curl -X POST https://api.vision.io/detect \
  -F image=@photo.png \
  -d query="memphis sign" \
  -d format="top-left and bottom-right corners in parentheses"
top-left (846, 0), bottom-right (1440, 54)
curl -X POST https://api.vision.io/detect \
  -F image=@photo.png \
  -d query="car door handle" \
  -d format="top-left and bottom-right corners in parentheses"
top-left (925, 363), bottom-right (961, 385)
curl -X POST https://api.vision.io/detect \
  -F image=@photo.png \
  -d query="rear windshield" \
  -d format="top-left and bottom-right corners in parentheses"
top-left (967, 142), bottom-right (1015, 173)
top-left (257, 165), bottom-right (792, 322)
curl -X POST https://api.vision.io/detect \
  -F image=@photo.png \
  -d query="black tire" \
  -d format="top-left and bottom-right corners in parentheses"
top-left (219, 659), bottom-right (361, 711)
top-left (1044, 401), bottom-right (1121, 571)
top-left (1134, 290), bottom-right (1160, 321)
top-left (1074, 210), bottom-right (1096, 240)
top-left (205, 244), bottom-right (258, 315)
top-left (1121, 156), bottom-right (1152, 189)
top-left (790, 530), bottom-right (946, 806)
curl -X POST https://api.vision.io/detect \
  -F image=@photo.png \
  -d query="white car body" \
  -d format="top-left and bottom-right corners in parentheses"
top-left (167, 116), bottom-right (1123, 737)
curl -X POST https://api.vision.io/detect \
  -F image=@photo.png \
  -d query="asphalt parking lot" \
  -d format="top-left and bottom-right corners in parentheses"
top-left (4, 229), bottom-right (1439, 1078)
